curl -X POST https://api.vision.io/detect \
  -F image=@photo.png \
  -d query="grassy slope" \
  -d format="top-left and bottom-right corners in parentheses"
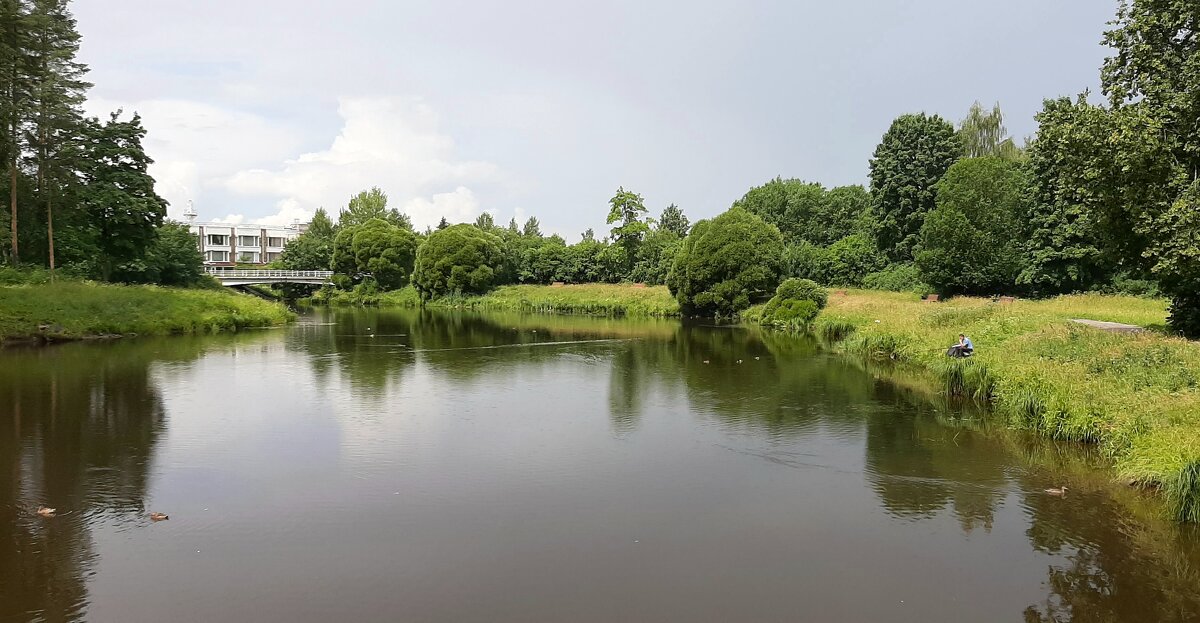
top-left (812, 290), bottom-right (1200, 521)
top-left (0, 281), bottom-right (294, 343)
top-left (441, 284), bottom-right (680, 317)
top-left (317, 283), bottom-right (682, 317)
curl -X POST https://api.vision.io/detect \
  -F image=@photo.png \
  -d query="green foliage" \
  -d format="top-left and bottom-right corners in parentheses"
top-left (436, 283), bottom-right (680, 317)
top-left (629, 228), bottom-right (681, 285)
top-left (782, 240), bottom-right (831, 282)
top-left (0, 280), bottom-right (291, 342)
top-left (281, 230), bottom-right (333, 272)
top-left (1151, 182), bottom-right (1200, 336)
top-left (863, 263), bottom-right (929, 293)
top-left (657, 204), bottom-right (690, 237)
top-left (732, 178), bottom-right (870, 246)
top-left (522, 216), bottom-right (541, 237)
top-left (606, 186), bottom-right (650, 270)
top-left (307, 207), bottom-right (335, 239)
top-left (916, 157), bottom-right (1029, 295)
top-left (825, 233), bottom-right (886, 286)
top-left (474, 212), bottom-right (496, 230)
top-left (667, 207), bottom-right (784, 316)
top-left (958, 101), bottom-right (1023, 161)
top-left (760, 277), bottom-right (828, 328)
top-left (75, 111), bottom-right (168, 281)
top-left (412, 223), bottom-right (505, 300)
top-left (338, 187), bottom-right (412, 230)
top-left (112, 221), bottom-right (204, 286)
top-left (869, 113), bottom-right (962, 262)
top-left (349, 218), bottom-right (418, 290)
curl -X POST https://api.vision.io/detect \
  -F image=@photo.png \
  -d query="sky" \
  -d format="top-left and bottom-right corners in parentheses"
top-left (73, 1), bottom-right (1118, 237)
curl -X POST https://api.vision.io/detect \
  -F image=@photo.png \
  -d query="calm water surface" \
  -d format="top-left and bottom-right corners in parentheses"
top-left (1, 309), bottom-right (1198, 622)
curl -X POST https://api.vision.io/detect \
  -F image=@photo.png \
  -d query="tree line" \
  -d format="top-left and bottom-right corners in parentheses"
top-left (280, 185), bottom-right (692, 299)
top-left (1, 0), bottom-right (193, 285)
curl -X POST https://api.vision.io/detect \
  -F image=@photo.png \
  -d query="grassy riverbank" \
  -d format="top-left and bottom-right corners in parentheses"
top-left (314, 283), bottom-right (682, 317)
top-left (0, 281), bottom-right (294, 345)
top-left (810, 290), bottom-right (1200, 522)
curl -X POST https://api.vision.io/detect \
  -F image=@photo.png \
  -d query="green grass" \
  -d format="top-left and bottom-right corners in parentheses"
top-left (0, 281), bottom-right (294, 344)
top-left (817, 290), bottom-right (1200, 522)
top-left (441, 284), bottom-right (680, 317)
top-left (314, 283), bottom-right (680, 317)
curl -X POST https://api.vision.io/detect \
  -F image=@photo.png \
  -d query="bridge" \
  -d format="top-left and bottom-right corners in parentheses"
top-left (205, 267), bottom-right (334, 286)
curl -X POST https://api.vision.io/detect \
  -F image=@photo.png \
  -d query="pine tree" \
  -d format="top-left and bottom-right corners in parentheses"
top-left (0, 0), bottom-right (31, 265)
top-left (24, 0), bottom-right (89, 276)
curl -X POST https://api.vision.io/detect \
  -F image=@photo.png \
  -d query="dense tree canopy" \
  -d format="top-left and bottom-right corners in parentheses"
top-left (916, 157), bottom-right (1030, 295)
top-left (732, 178), bottom-right (869, 246)
top-left (412, 224), bottom-right (505, 300)
top-left (667, 207), bottom-right (784, 316)
top-left (338, 187), bottom-right (412, 231)
top-left (869, 113), bottom-right (962, 262)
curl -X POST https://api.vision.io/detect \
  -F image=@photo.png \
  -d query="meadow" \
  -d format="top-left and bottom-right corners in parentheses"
top-left (812, 290), bottom-right (1200, 522)
top-left (0, 279), bottom-right (294, 345)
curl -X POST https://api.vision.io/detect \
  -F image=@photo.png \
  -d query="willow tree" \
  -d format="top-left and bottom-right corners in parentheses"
top-left (959, 101), bottom-right (1022, 161)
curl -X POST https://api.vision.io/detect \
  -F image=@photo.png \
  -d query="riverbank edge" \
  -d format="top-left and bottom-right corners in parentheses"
top-left (0, 281), bottom-right (295, 346)
top-left (309, 282), bottom-right (1198, 521)
top-left (800, 290), bottom-right (1199, 523)
top-left (309, 283), bottom-right (683, 317)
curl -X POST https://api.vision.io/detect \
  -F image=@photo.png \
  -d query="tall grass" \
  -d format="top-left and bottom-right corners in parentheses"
top-left (0, 281), bottom-right (293, 343)
top-left (817, 289), bottom-right (1200, 522)
top-left (450, 284), bottom-right (680, 317)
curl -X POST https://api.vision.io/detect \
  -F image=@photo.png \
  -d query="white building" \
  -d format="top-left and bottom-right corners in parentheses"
top-left (183, 203), bottom-right (306, 266)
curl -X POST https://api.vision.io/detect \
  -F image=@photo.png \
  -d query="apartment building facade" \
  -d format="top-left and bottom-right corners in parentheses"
top-left (188, 222), bottom-right (303, 266)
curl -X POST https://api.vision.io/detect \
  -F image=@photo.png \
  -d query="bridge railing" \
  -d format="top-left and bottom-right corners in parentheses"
top-left (204, 268), bottom-right (334, 279)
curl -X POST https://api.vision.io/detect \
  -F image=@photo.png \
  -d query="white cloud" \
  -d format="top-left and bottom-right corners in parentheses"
top-left (83, 97), bottom-right (304, 220)
top-left (221, 97), bottom-right (504, 230)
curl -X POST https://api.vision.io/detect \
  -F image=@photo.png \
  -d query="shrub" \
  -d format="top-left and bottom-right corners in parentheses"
top-left (773, 277), bottom-right (828, 309)
top-left (412, 224), bottom-right (505, 300)
top-left (825, 233), bottom-right (886, 286)
top-left (758, 278), bottom-right (827, 328)
top-left (783, 241), bottom-right (831, 282)
top-left (863, 263), bottom-right (928, 293)
top-left (667, 207), bottom-right (784, 316)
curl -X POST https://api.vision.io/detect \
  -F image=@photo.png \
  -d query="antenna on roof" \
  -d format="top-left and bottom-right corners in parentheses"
top-left (183, 200), bottom-right (197, 223)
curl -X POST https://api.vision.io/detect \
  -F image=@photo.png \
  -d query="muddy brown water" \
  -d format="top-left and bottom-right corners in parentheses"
top-left (2, 308), bottom-right (1198, 622)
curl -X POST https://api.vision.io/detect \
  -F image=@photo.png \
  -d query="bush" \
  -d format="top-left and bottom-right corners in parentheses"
top-left (825, 233), bottom-right (885, 286)
top-left (667, 207), bottom-right (784, 316)
top-left (782, 241), bottom-right (831, 282)
top-left (412, 224), bottom-right (505, 300)
top-left (863, 263), bottom-right (928, 293)
top-left (773, 277), bottom-right (828, 308)
top-left (758, 278), bottom-right (828, 328)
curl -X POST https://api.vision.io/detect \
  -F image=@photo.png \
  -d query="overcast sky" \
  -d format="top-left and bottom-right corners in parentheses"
top-left (73, 1), bottom-right (1117, 236)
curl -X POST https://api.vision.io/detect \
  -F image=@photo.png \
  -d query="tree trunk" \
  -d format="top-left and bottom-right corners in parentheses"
top-left (8, 157), bottom-right (15, 266)
top-left (46, 191), bottom-right (53, 279)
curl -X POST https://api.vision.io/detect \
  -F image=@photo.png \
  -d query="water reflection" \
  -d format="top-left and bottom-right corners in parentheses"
top-left (0, 310), bottom-right (1197, 622)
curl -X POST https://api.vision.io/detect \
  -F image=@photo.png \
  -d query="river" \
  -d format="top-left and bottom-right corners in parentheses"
top-left (2, 308), bottom-right (1198, 622)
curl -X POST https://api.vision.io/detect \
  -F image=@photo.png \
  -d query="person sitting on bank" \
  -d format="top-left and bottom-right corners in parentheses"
top-left (947, 334), bottom-right (974, 358)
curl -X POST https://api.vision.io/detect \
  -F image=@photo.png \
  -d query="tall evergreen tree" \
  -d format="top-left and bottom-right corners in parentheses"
top-left (0, 0), bottom-right (31, 265)
top-left (522, 216), bottom-right (541, 237)
top-left (657, 203), bottom-right (689, 237)
top-left (24, 0), bottom-right (89, 276)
